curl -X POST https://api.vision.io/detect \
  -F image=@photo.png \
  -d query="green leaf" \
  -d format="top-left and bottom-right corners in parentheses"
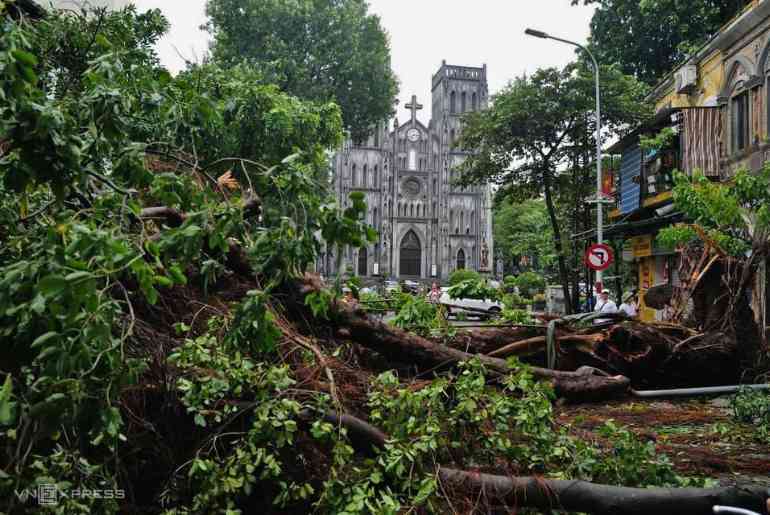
top-left (11, 49), bottom-right (38, 67)
top-left (65, 271), bottom-right (93, 282)
top-left (38, 275), bottom-right (67, 297)
top-left (29, 393), bottom-right (68, 418)
top-left (31, 331), bottom-right (58, 348)
top-left (0, 375), bottom-right (17, 426)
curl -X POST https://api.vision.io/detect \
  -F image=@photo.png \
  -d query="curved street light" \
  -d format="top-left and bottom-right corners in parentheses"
top-left (525, 28), bottom-right (607, 287)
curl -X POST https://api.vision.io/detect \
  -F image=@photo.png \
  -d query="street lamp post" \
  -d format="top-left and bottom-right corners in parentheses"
top-left (525, 28), bottom-right (606, 287)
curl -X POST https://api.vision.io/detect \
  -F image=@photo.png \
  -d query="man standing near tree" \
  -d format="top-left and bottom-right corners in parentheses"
top-left (594, 288), bottom-right (618, 324)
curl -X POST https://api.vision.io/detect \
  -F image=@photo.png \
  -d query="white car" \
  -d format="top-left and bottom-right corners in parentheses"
top-left (437, 287), bottom-right (503, 318)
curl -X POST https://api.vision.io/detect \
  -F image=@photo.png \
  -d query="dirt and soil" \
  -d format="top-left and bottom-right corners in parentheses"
top-left (557, 397), bottom-right (770, 486)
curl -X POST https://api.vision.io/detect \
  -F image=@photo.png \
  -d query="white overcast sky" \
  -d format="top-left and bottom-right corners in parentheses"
top-left (130, 0), bottom-right (595, 125)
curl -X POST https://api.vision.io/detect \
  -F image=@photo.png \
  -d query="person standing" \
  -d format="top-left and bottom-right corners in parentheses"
top-left (619, 291), bottom-right (639, 319)
top-left (594, 288), bottom-right (618, 324)
top-left (428, 282), bottom-right (442, 304)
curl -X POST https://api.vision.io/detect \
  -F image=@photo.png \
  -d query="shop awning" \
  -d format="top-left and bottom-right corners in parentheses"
top-left (571, 211), bottom-right (684, 242)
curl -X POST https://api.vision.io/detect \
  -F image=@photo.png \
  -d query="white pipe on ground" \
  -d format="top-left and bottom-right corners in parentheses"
top-left (713, 505), bottom-right (763, 515)
top-left (631, 384), bottom-right (770, 398)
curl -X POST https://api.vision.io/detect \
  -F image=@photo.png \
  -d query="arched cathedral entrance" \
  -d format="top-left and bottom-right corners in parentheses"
top-left (399, 230), bottom-right (421, 277)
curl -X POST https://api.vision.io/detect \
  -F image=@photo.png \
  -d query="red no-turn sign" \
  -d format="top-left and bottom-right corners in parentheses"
top-left (585, 243), bottom-right (614, 271)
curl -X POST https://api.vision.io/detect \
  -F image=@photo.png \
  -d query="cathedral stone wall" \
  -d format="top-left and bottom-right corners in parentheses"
top-left (318, 62), bottom-right (494, 282)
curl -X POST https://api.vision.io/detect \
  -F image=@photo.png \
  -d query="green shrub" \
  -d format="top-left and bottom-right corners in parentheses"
top-left (502, 275), bottom-right (518, 293)
top-left (392, 295), bottom-right (450, 337)
top-left (515, 271), bottom-right (546, 298)
top-left (446, 278), bottom-right (500, 301)
top-left (501, 308), bottom-right (534, 324)
top-left (503, 293), bottom-right (531, 308)
top-left (731, 387), bottom-right (770, 442)
top-left (448, 269), bottom-right (481, 286)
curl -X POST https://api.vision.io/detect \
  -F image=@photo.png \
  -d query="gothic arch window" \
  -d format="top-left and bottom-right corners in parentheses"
top-left (373, 165), bottom-right (378, 188)
top-left (732, 91), bottom-right (750, 153)
top-left (450, 91), bottom-right (457, 114)
top-left (461, 91), bottom-right (467, 112)
top-left (432, 201), bottom-right (437, 217)
top-left (358, 247), bottom-right (368, 276)
top-left (726, 61), bottom-right (752, 154)
top-left (432, 178), bottom-right (437, 195)
top-left (409, 150), bottom-right (416, 170)
top-left (410, 204), bottom-right (415, 217)
top-left (460, 211), bottom-right (464, 232)
top-left (450, 129), bottom-right (455, 147)
top-left (351, 164), bottom-right (357, 187)
top-left (470, 212), bottom-right (475, 234)
top-left (374, 129), bottom-right (379, 147)
top-left (457, 249), bottom-right (466, 270)
top-left (400, 230), bottom-right (421, 277)
top-left (450, 209), bottom-right (454, 230)
top-left (362, 164), bottom-right (368, 188)
top-left (471, 92), bottom-right (478, 111)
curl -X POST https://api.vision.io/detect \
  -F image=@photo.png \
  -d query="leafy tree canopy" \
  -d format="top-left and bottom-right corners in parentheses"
top-left (573, 0), bottom-right (749, 85)
top-left (457, 63), bottom-right (648, 310)
top-left (204, 0), bottom-right (399, 143)
top-left (457, 63), bottom-right (648, 193)
top-left (493, 198), bottom-right (555, 274)
top-left (658, 166), bottom-right (770, 258)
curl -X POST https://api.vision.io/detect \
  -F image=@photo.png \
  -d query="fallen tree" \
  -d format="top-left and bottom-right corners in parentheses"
top-left (318, 409), bottom-right (770, 515)
top-left (288, 275), bottom-right (632, 401)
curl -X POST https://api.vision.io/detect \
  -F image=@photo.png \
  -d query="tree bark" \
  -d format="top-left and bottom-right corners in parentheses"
top-left (489, 333), bottom-right (603, 358)
top-left (438, 469), bottom-right (769, 515)
top-left (452, 326), bottom-right (545, 354)
top-left (487, 336), bottom-right (547, 357)
top-left (542, 164), bottom-right (573, 313)
top-left (318, 409), bottom-right (769, 515)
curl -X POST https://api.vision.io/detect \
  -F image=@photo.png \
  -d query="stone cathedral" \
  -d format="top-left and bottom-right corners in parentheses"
top-left (320, 61), bottom-right (494, 281)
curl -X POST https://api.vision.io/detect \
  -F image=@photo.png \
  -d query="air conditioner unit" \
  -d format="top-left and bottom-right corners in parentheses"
top-left (675, 65), bottom-right (697, 94)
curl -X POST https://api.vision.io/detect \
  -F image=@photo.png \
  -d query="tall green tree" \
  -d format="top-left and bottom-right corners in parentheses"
top-left (573, 0), bottom-right (749, 85)
top-left (204, 0), bottom-right (399, 143)
top-left (493, 197), bottom-right (555, 276)
top-left (457, 63), bottom-right (648, 313)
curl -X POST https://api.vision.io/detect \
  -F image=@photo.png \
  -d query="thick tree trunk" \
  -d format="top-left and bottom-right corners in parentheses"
top-left (319, 410), bottom-right (769, 515)
top-left (542, 165), bottom-right (573, 313)
top-left (451, 326), bottom-right (545, 354)
top-left (489, 333), bottom-right (603, 358)
top-left (438, 469), bottom-right (769, 515)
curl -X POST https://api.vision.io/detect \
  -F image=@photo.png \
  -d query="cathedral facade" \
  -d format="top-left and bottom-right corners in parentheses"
top-left (320, 61), bottom-right (494, 282)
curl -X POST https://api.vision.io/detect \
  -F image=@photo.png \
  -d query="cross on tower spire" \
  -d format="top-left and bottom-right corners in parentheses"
top-left (405, 94), bottom-right (423, 126)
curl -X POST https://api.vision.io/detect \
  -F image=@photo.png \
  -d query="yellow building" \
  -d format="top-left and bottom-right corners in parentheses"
top-left (596, 0), bottom-right (770, 322)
